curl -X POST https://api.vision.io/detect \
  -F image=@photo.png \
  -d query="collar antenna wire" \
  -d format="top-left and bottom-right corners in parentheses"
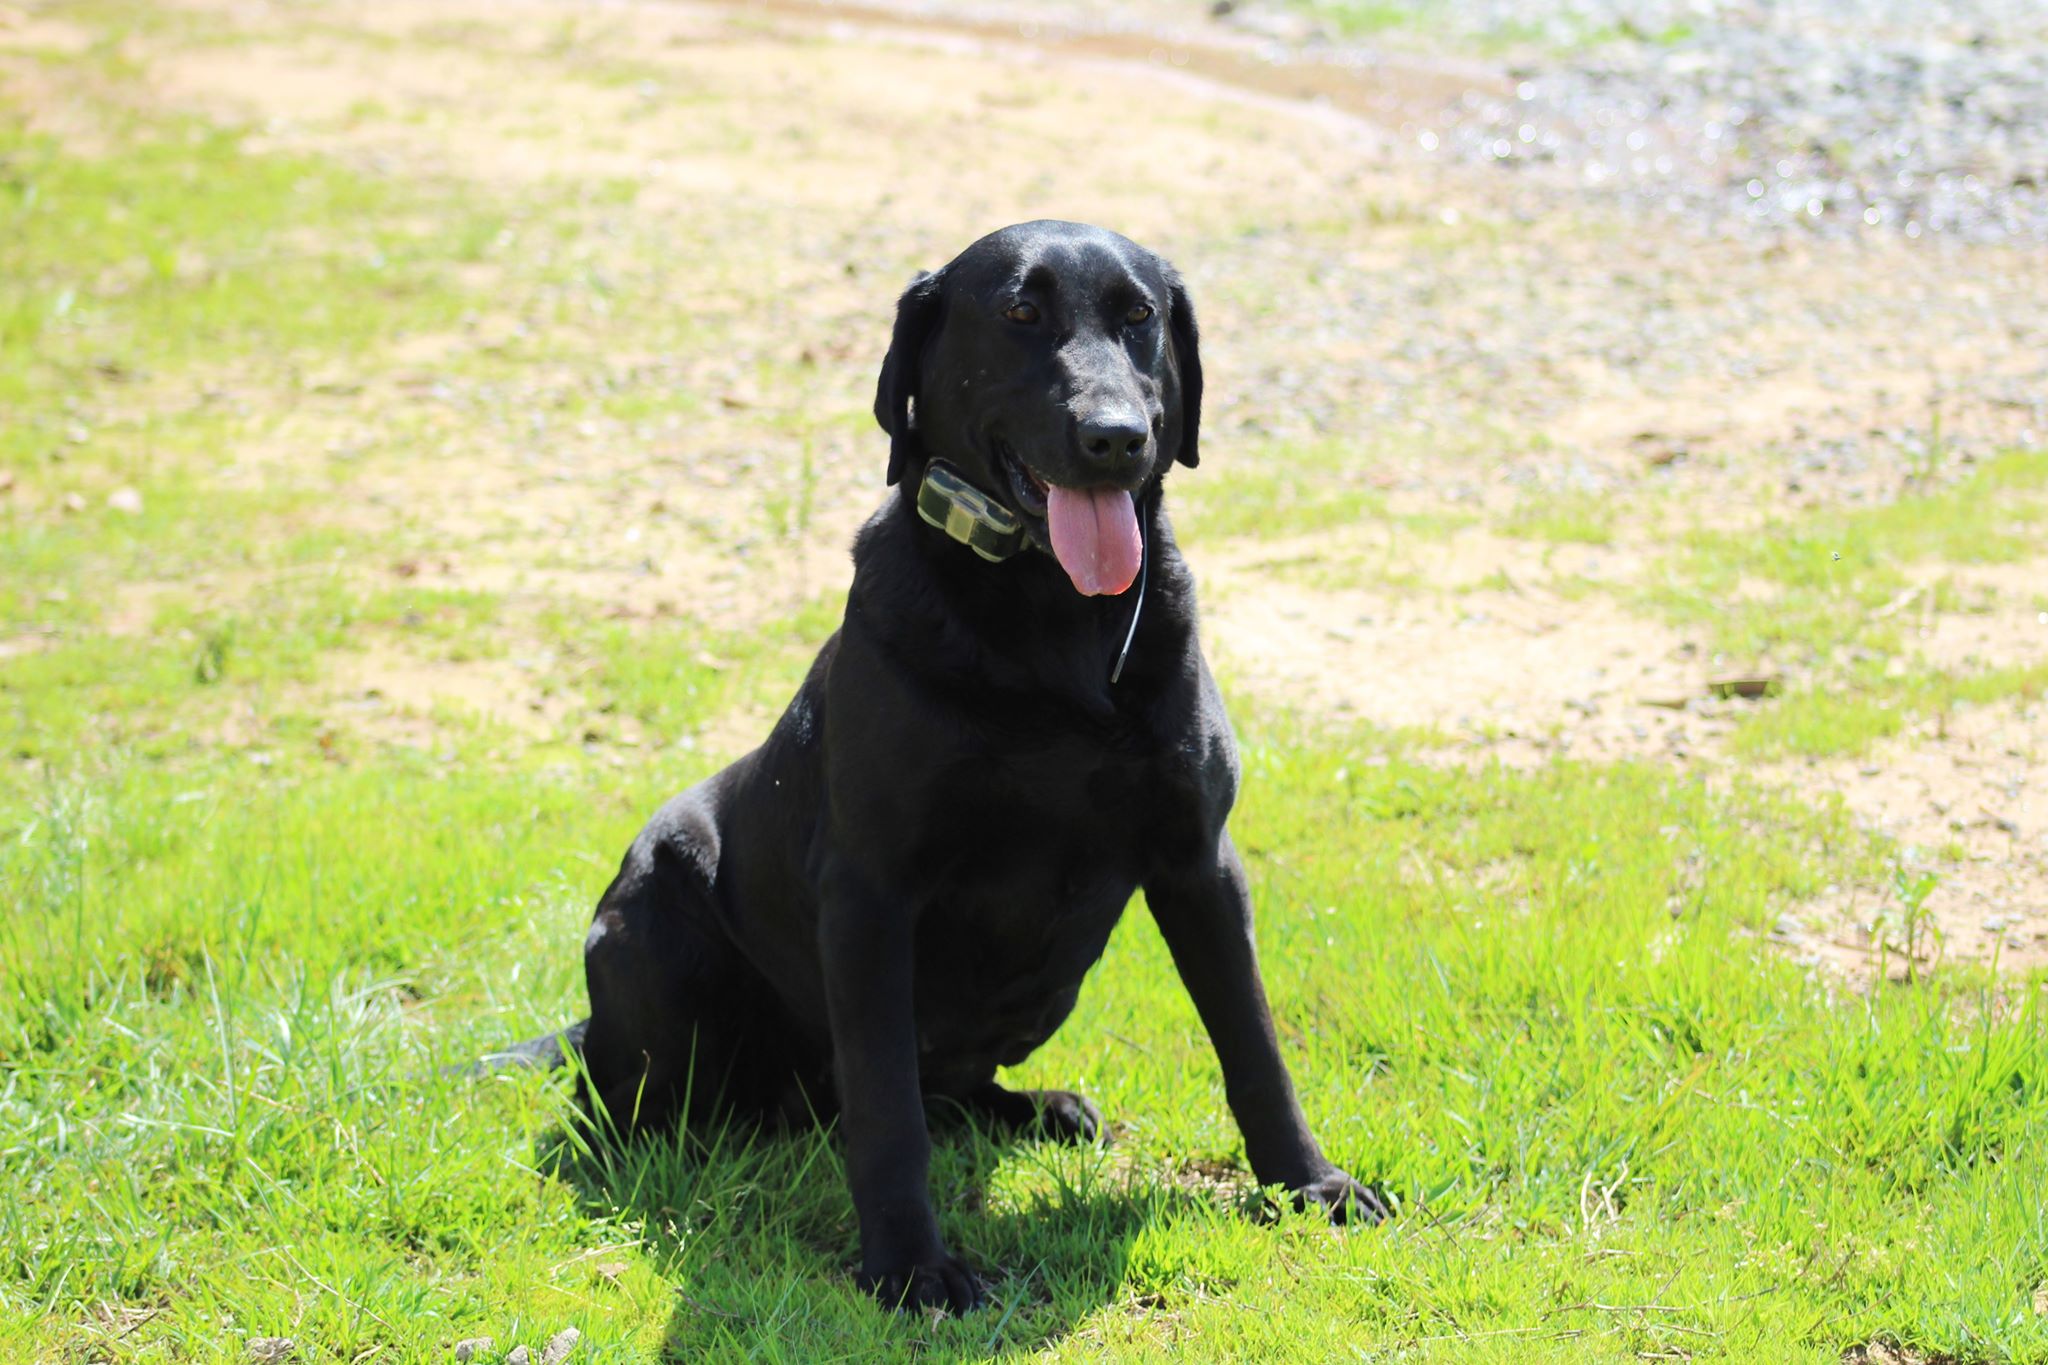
top-left (1109, 500), bottom-right (1147, 686)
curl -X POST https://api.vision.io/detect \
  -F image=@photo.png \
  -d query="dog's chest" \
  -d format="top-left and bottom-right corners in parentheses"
top-left (910, 856), bottom-right (1131, 1083)
top-left (914, 736), bottom-right (1170, 906)
top-left (901, 739), bottom-right (1186, 1076)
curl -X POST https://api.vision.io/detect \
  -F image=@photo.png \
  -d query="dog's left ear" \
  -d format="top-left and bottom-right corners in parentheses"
top-left (874, 268), bottom-right (947, 487)
top-left (1165, 270), bottom-right (1204, 469)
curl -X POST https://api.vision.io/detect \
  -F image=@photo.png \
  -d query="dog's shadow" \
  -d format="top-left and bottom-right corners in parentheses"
top-left (538, 1105), bottom-right (1225, 1360)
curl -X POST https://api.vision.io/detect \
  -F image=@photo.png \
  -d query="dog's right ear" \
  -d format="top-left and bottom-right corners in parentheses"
top-left (873, 268), bottom-right (946, 487)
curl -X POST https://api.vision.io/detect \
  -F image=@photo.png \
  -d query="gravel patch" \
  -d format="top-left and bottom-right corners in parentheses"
top-left (1226, 0), bottom-right (2048, 242)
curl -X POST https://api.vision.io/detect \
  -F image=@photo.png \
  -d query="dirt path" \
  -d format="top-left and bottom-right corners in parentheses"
top-left (8, 0), bottom-right (2045, 974)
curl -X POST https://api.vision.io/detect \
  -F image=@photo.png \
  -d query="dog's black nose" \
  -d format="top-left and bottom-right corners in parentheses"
top-left (1077, 412), bottom-right (1149, 467)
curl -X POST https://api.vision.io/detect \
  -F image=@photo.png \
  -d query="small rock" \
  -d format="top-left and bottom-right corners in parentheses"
top-left (62, 491), bottom-right (87, 513)
top-left (1982, 808), bottom-right (2020, 835)
top-left (1706, 675), bottom-right (1780, 700)
top-left (506, 1348), bottom-right (530, 1365)
top-left (248, 1340), bottom-right (294, 1363)
top-left (107, 486), bottom-right (143, 515)
top-left (453, 1338), bottom-right (494, 1363)
top-left (539, 1327), bottom-right (581, 1365)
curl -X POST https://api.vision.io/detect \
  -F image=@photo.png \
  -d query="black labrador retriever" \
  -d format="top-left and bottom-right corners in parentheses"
top-left (492, 220), bottom-right (1387, 1312)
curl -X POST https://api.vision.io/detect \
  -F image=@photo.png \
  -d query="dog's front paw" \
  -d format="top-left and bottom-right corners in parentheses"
top-left (859, 1250), bottom-right (985, 1314)
top-left (1291, 1169), bottom-right (1395, 1226)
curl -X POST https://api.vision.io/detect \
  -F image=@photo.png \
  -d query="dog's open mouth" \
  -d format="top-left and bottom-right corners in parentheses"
top-left (999, 439), bottom-right (1051, 519)
top-left (997, 441), bottom-right (1142, 598)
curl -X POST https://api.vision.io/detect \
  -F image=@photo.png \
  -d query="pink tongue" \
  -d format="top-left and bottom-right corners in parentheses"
top-left (1045, 485), bottom-right (1142, 596)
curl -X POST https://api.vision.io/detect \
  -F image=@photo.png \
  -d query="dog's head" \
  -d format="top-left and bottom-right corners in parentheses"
top-left (872, 221), bottom-right (1203, 596)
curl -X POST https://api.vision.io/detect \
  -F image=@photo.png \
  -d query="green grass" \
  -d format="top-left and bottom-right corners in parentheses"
top-left (10, 715), bottom-right (2048, 1361)
top-left (1278, 0), bottom-right (1697, 52)
top-left (1642, 451), bottom-right (2048, 661)
top-left (1731, 663), bottom-right (2048, 761)
top-left (0, 49), bottom-right (508, 684)
top-left (1174, 436), bottom-right (1484, 550)
top-left (1632, 452), bottom-right (2048, 774)
top-left (1498, 489), bottom-right (1617, 546)
top-left (8, 10), bottom-right (2048, 1363)
top-left (1310, 0), bottom-right (1697, 51)
top-left (1175, 446), bottom-right (1392, 543)
top-left (0, 88), bottom-right (492, 427)
top-left (542, 594), bottom-right (845, 747)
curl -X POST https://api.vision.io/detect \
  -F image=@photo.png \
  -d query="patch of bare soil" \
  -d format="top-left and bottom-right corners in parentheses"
top-left (1771, 696), bottom-right (2048, 978)
top-left (1906, 561), bottom-right (2048, 672)
top-left (0, 6), bottom-right (91, 53)
top-left (1841, 1342), bottom-right (1963, 1365)
top-left (325, 647), bottom-right (582, 744)
top-left (1200, 551), bottom-right (1713, 763)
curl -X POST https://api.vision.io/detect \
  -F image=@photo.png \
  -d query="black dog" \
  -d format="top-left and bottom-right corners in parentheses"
top-left (493, 221), bottom-right (1387, 1312)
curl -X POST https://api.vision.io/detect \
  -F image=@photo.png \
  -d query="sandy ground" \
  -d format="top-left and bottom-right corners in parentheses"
top-left (5, 0), bottom-right (2046, 976)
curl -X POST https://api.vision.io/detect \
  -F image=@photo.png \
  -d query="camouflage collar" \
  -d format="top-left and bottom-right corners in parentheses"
top-left (914, 461), bottom-right (1028, 562)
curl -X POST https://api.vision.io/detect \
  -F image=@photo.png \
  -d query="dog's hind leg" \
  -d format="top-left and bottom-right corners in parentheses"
top-left (953, 1081), bottom-right (1103, 1144)
top-left (577, 799), bottom-right (806, 1138)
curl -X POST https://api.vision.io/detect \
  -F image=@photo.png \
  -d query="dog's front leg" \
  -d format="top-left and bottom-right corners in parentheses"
top-left (818, 867), bottom-right (985, 1313)
top-left (1145, 830), bottom-right (1392, 1224)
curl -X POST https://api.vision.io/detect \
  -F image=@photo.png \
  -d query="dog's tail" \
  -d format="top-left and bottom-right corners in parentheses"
top-left (455, 1017), bottom-right (590, 1077)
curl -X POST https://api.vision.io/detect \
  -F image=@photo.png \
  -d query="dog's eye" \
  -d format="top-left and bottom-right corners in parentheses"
top-left (1005, 302), bottom-right (1039, 324)
top-left (1125, 304), bottom-right (1154, 325)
